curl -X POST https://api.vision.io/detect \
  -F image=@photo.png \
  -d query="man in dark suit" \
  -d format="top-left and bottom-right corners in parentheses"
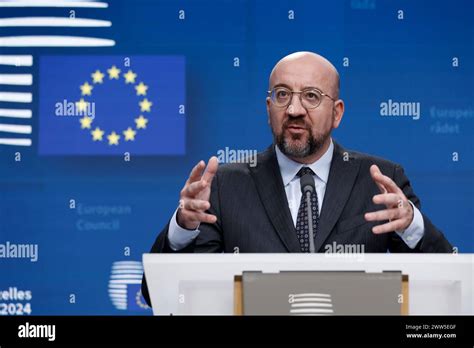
top-left (142, 52), bottom-right (452, 305)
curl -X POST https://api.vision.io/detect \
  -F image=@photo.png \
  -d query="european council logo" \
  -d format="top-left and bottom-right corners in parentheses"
top-left (38, 55), bottom-right (185, 155)
top-left (108, 261), bottom-right (150, 312)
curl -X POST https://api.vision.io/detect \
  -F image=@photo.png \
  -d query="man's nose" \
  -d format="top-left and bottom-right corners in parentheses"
top-left (286, 94), bottom-right (306, 117)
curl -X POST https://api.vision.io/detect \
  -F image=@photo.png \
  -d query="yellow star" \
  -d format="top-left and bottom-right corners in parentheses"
top-left (123, 70), bottom-right (137, 84)
top-left (123, 127), bottom-right (137, 141)
top-left (79, 116), bottom-right (93, 129)
top-left (80, 82), bottom-right (93, 96)
top-left (135, 82), bottom-right (148, 96)
top-left (107, 131), bottom-right (120, 145)
top-left (139, 98), bottom-right (152, 112)
top-left (76, 98), bottom-right (89, 112)
top-left (107, 65), bottom-right (121, 79)
top-left (91, 127), bottom-right (104, 141)
top-left (135, 115), bottom-right (148, 129)
top-left (91, 70), bottom-right (105, 84)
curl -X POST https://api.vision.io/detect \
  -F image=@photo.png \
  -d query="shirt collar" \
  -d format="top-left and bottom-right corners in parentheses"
top-left (275, 138), bottom-right (334, 186)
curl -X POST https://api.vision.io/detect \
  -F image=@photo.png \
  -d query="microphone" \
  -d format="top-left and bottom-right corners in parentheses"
top-left (300, 171), bottom-right (316, 253)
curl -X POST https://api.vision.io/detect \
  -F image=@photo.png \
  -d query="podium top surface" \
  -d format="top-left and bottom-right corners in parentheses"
top-left (143, 253), bottom-right (473, 265)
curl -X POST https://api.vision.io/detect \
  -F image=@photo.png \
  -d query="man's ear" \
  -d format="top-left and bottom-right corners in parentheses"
top-left (332, 99), bottom-right (344, 129)
top-left (266, 97), bottom-right (271, 125)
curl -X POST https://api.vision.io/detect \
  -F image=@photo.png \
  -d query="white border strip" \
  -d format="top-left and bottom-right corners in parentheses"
top-left (109, 295), bottom-right (128, 299)
top-left (0, 92), bottom-right (32, 103)
top-left (112, 266), bottom-right (143, 271)
top-left (0, 138), bottom-right (32, 146)
top-left (108, 289), bottom-right (127, 294)
top-left (291, 303), bottom-right (333, 308)
top-left (108, 284), bottom-right (127, 289)
top-left (110, 274), bottom-right (143, 280)
top-left (292, 297), bottom-right (332, 303)
top-left (0, 17), bottom-right (112, 27)
top-left (0, 74), bottom-right (32, 85)
top-left (0, 108), bottom-right (32, 118)
top-left (0, 1), bottom-right (108, 8)
top-left (292, 293), bottom-right (331, 298)
top-left (109, 279), bottom-right (141, 284)
top-left (290, 308), bottom-right (334, 314)
top-left (0, 124), bottom-right (32, 134)
top-left (0, 55), bottom-right (33, 66)
top-left (0, 36), bottom-right (115, 47)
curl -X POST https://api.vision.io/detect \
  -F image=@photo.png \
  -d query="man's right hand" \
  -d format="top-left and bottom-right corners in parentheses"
top-left (176, 157), bottom-right (219, 230)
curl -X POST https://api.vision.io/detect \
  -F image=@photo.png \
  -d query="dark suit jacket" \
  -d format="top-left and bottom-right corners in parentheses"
top-left (142, 142), bottom-right (452, 306)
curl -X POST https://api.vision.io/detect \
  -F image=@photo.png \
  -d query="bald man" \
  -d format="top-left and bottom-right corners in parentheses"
top-left (142, 52), bottom-right (452, 305)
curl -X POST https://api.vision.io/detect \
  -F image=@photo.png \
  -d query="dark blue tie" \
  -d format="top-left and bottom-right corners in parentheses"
top-left (295, 167), bottom-right (320, 253)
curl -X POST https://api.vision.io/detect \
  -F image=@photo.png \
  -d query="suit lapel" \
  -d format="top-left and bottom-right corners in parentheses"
top-left (249, 146), bottom-right (302, 252)
top-left (314, 142), bottom-right (361, 252)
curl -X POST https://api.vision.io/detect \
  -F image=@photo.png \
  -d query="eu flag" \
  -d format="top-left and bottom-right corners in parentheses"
top-left (38, 55), bottom-right (185, 155)
top-left (127, 283), bottom-right (152, 313)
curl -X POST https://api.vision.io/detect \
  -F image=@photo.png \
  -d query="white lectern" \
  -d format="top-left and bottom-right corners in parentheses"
top-left (142, 253), bottom-right (473, 315)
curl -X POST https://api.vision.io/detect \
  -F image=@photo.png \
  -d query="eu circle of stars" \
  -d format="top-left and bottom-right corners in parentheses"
top-left (76, 65), bottom-right (153, 146)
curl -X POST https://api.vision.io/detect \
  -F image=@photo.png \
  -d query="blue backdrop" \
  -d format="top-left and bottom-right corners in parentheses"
top-left (0, 0), bottom-right (472, 315)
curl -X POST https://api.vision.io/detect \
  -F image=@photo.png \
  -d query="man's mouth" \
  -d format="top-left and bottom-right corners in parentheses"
top-left (285, 124), bottom-right (308, 134)
top-left (286, 125), bottom-right (305, 129)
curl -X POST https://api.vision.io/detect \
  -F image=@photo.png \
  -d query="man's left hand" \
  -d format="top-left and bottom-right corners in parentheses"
top-left (364, 164), bottom-right (414, 234)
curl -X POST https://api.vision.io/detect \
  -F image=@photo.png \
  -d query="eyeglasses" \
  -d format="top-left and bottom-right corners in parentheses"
top-left (267, 86), bottom-right (335, 109)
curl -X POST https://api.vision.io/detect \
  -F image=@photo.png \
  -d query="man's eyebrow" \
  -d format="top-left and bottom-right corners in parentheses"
top-left (270, 83), bottom-right (291, 90)
top-left (271, 83), bottom-right (322, 91)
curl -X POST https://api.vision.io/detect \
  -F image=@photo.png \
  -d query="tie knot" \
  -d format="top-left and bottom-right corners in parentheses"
top-left (297, 167), bottom-right (314, 178)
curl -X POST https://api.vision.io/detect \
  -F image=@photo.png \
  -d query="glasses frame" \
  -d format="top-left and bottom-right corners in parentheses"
top-left (267, 86), bottom-right (336, 109)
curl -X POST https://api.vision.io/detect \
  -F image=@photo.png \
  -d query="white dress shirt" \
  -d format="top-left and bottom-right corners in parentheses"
top-left (168, 139), bottom-right (425, 250)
